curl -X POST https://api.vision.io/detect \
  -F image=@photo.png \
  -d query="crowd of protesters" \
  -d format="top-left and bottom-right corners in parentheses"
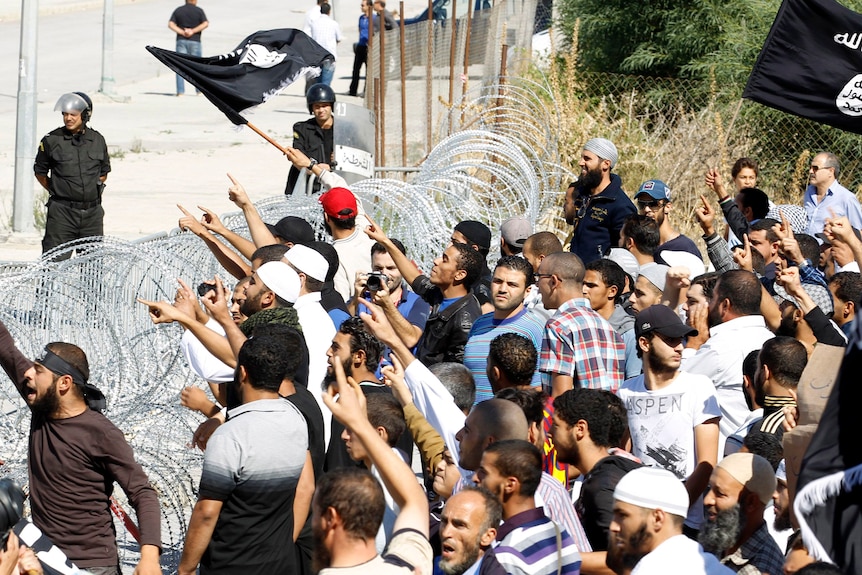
top-left (2, 132), bottom-right (858, 575)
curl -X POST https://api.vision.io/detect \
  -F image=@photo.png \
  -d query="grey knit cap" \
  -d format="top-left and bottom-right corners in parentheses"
top-left (583, 138), bottom-right (619, 169)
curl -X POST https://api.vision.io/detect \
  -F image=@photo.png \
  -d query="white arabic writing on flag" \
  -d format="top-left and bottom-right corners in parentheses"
top-left (239, 44), bottom-right (287, 69)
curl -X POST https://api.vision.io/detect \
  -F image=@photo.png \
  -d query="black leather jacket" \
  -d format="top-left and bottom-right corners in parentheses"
top-left (411, 275), bottom-right (482, 366)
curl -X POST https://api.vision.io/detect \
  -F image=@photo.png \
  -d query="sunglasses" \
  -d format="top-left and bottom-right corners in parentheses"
top-left (637, 198), bottom-right (665, 210)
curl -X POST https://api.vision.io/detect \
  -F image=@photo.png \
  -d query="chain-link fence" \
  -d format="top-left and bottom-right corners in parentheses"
top-left (562, 70), bottom-right (862, 205)
top-left (363, 0), bottom-right (538, 172)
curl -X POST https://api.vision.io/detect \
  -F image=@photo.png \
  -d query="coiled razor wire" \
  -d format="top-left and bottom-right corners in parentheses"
top-left (0, 76), bottom-right (575, 573)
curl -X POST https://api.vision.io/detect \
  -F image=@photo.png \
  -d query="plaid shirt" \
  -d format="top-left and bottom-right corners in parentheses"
top-left (720, 522), bottom-right (785, 575)
top-left (539, 298), bottom-right (625, 392)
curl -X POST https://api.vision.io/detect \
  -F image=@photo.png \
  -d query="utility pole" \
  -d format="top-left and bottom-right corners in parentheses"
top-left (100, 0), bottom-right (116, 95)
top-left (13, 0), bottom-right (38, 234)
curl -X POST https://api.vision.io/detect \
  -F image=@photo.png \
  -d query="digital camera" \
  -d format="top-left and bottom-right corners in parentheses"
top-left (365, 272), bottom-right (389, 292)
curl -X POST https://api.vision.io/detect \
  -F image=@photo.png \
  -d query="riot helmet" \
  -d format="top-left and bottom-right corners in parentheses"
top-left (306, 83), bottom-right (335, 114)
top-left (54, 92), bottom-right (93, 123)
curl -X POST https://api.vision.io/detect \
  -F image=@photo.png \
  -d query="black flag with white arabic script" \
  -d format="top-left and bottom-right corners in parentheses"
top-left (743, 0), bottom-right (862, 134)
top-left (146, 29), bottom-right (333, 125)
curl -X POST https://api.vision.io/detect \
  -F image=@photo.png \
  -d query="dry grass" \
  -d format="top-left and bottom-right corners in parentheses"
top-left (534, 29), bottom-right (768, 255)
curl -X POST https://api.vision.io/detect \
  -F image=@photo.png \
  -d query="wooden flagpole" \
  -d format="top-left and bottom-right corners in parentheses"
top-left (246, 121), bottom-right (289, 155)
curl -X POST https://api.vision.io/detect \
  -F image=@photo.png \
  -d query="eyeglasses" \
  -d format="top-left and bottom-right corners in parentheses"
top-left (637, 199), bottom-right (665, 210)
top-left (534, 273), bottom-right (554, 282)
top-left (810, 165), bottom-right (834, 173)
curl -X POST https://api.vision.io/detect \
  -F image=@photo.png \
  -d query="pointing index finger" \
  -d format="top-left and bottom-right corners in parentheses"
top-left (779, 209), bottom-right (791, 235)
top-left (226, 173), bottom-right (239, 186)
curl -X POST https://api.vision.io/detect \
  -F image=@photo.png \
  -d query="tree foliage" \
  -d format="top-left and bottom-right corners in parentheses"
top-left (558, 0), bottom-right (862, 86)
top-left (557, 0), bottom-right (775, 86)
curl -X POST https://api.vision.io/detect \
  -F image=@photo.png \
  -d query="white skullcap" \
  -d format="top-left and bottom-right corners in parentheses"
top-left (256, 261), bottom-right (301, 304)
top-left (584, 138), bottom-right (619, 169)
top-left (717, 452), bottom-right (776, 505)
top-left (284, 244), bottom-right (329, 282)
top-left (614, 467), bottom-right (690, 518)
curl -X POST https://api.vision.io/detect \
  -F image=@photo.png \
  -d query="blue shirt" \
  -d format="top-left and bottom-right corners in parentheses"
top-left (804, 180), bottom-right (862, 236)
top-left (357, 14), bottom-right (369, 46)
top-left (357, 286), bottom-right (431, 329)
top-left (328, 308), bottom-right (350, 330)
top-left (465, 308), bottom-right (546, 403)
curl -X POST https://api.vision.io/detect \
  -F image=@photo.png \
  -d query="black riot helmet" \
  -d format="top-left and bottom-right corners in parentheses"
top-left (306, 83), bottom-right (336, 114)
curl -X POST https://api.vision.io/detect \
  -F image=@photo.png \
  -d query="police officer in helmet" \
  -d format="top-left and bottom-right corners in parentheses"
top-left (34, 92), bottom-right (111, 257)
top-left (285, 83), bottom-right (336, 195)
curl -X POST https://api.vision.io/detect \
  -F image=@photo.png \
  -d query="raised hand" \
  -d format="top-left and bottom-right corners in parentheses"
top-left (178, 204), bottom-right (206, 236)
top-left (363, 213), bottom-right (389, 245)
top-left (227, 173), bottom-right (251, 209)
top-left (198, 205), bottom-right (227, 235)
top-left (200, 276), bottom-right (232, 325)
top-left (357, 296), bottom-right (398, 346)
top-left (666, 266), bottom-right (692, 292)
top-left (733, 234), bottom-right (754, 272)
top-left (704, 168), bottom-right (728, 200)
top-left (694, 194), bottom-right (716, 236)
top-left (322, 355), bottom-right (368, 430)
top-left (381, 354), bottom-right (412, 406)
top-left (138, 297), bottom-right (190, 325)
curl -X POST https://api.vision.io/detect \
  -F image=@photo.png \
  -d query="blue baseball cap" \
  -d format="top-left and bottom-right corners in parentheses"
top-left (636, 180), bottom-right (671, 201)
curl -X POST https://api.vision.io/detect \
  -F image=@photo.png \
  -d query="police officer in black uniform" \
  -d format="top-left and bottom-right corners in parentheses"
top-left (285, 84), bottom-right (336, 195)
top-left (34, 92), bottom-right (111, 256)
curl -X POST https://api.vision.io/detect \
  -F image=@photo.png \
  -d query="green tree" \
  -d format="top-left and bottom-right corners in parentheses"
top-left (558, 0), bottom-right (777, 85)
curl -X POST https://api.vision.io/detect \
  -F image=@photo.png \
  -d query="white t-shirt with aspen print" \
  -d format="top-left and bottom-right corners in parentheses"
top-left (617, 371), bottom-right (721, 529)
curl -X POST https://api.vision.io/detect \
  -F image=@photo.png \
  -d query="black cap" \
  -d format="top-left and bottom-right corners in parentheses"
top-left (635, 305), bottom-right (698, 339)
top-left (267, 216), bottom-right (315, 246)
top-left (454, 220), bottom-right (491, 250)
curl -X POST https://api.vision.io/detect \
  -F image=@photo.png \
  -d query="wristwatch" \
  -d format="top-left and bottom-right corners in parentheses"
top-left (307, 158), bottom-right (318, 170)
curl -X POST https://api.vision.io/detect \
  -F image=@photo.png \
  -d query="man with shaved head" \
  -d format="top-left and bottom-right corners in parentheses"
top-left (522, 232), bottom-right (563, 320)
top-left (456, 399), bottom-right (590, 552)
top-left (536, 252), bottom-right (625, 396)
top-left (455, 399), bottom-right (529, 471)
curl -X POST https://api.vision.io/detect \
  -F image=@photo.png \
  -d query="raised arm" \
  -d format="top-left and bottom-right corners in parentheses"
top-left (662, 266), bottom-right (691, 310)
top-left (226, 174), bottom-right (280, 250)
top-left (826, 215), bottom-right (862, 266)
top-left (359, 300), bottom-right (465, 461)
top-left (366, 278), bottom-right (424, 348)
top-left (696, 194), bottom-right (737, 274)
top-left (363, 215), bottom-right (422, 286)
top-left (705, 168), bottom-right (749, 240)
top-left (0, 319), bottom-right (33, 399)
top-left (381, 355), bottom-right (447, 474)
top-left (138, 287), bottom-right (238, 368)
top-left (323, 359), bottom-right (429, 536)
top-left (200, 277), bottom-right (249, 362)
top-left (178, 205), bottom-right (250, 281)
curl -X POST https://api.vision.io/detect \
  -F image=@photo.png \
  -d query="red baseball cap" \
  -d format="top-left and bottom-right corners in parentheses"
top-left (319, 187), bottom-right (358, 220)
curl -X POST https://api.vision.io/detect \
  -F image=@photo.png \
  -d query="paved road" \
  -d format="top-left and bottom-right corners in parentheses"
top-left (0, 0), bottom-right (430, 260)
